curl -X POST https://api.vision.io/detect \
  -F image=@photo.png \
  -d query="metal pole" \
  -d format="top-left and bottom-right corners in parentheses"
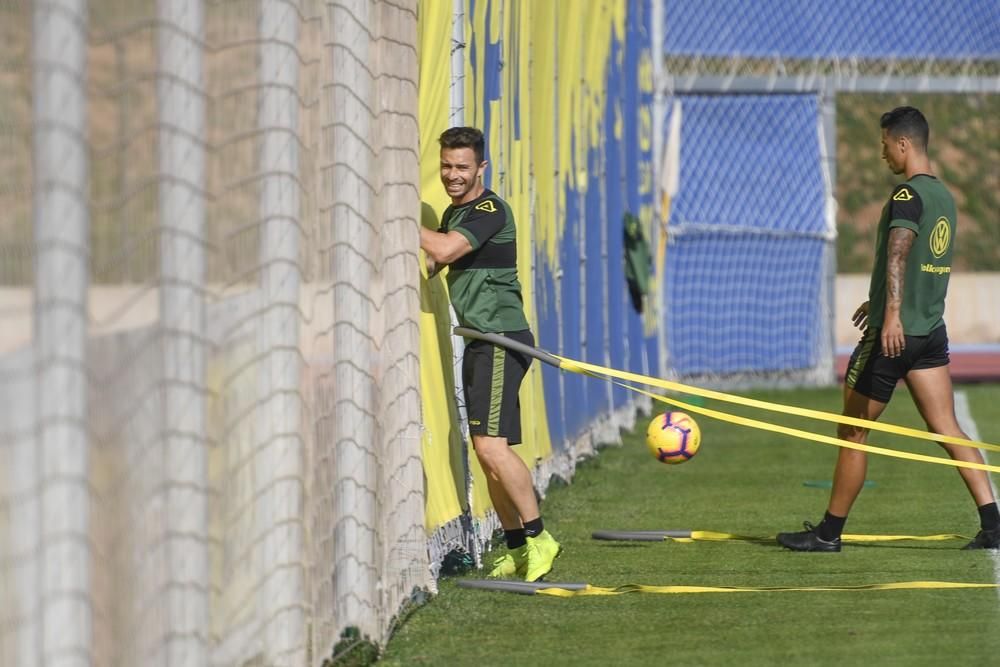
top-left (650, 0), bottom-right (668, 377)
top-left (449, 0), bottom-right (465, 126)
top-left (448, 0), bottom-right (477, 563)
top-left (552, 1), bottom-right (567, 444)
top-left (817, 86), bottom-right (838, 384)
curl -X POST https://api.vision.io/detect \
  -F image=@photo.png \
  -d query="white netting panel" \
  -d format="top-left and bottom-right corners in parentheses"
top-left (660, 94), bottom-right (837, 387)
top-left (0, 0), bottom-right (427, 664)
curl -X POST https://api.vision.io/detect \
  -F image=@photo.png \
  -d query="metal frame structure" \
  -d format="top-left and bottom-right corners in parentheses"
top-left (650, 0), bottom-right (999, 387)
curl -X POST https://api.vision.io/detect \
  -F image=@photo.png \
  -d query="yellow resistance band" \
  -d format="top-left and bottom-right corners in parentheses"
top-left (617, 379), bottom-right (1000, 475)
top-left (670, 530), bottom-right (969, 543)
top-left (537, 580), bottom-right (999, 598)
top-left (556, 356), bottom-right (1000, 454)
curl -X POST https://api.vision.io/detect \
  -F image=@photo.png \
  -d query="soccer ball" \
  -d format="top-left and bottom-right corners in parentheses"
top-left (646, 411), bottom-right (701, 464)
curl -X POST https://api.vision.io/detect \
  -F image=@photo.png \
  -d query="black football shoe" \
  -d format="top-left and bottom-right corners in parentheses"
top-left (777, 522), bottom-right (842, 553)
top-left (963, 527), bottom-right (1000, 550)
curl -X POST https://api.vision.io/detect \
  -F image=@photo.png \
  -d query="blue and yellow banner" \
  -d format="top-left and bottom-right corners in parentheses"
top-left (417, 0), bottom-right (657, 531)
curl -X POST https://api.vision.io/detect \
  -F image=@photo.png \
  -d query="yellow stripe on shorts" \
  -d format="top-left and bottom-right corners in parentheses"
top-left (488, 344), bottom-right (505, 435)
top-left (845, 327), bottom-right (876, 389)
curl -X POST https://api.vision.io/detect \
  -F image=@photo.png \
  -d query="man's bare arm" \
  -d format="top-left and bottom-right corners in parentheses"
top-left (886, 227), bottom-right (915, 311)
top-left (882, 226), bottom-right (916, 357)
top-left (420, 226), bottom-right (473, 265)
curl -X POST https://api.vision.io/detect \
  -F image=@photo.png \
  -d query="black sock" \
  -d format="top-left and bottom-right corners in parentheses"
top-left (523, 517), bottom-right (544, 538)
top-left (818, 511), bottom-right (846, 541)
top-left (505, 528), bottom-right (527, 549)
top-left (978, 502), bottom-right (1000, 531)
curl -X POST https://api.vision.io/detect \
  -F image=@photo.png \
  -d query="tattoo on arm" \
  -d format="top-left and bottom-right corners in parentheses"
top-left (886, 227), bottom-right (916, 309)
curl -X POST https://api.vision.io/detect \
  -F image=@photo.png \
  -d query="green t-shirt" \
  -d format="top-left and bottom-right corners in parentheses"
top-left (867, 174), bottom-right (956, 335)
top-left (438, 189), bottom-right (530, 333)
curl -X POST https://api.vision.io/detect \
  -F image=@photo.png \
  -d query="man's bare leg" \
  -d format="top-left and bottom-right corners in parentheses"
top-left (472, 434), bottom-right (540, 527)
top-left (778, 385), bottom-right (888, 551)
top-left (474, 434), bottom-right (562, 579)
top-left (905, 366), bottom-right (995, 506)
top-left (828, 386), bottom-right (890, 517)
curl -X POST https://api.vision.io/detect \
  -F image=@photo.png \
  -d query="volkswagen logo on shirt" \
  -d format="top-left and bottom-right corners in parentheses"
top-left (930, 217), bottom-right (951, 258)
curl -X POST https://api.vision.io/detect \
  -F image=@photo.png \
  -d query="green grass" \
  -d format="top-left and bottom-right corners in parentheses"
top-left (381, 384), bottom-right (1000, 666)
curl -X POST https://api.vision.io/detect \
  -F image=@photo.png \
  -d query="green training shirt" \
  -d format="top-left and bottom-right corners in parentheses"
top-left (867, 174), bottom-right (956, 335)
top-left (438, 189), bottom-right (530, 333)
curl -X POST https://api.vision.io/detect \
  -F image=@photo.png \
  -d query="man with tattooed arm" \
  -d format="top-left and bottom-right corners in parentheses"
top-left (777, 107), bottom-right (1000, 552)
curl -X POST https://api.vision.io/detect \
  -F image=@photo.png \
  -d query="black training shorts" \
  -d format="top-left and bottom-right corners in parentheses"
top-left (462, 329), bottom-right (534, 444)
top-left (844, 324), bottom-right (950, 403)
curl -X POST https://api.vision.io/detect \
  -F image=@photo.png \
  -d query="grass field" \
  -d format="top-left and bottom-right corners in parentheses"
top-left (381, 383), bottom-right (1000, 666)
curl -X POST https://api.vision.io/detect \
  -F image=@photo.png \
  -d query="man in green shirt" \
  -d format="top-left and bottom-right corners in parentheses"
top-left (420, 127), bottom-right (563, 580)
top-left (779, 107), bottom-right (1000, 552)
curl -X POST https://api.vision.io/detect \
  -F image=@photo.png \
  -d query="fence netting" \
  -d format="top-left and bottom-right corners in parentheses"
top-left (0, 1), bottom-right (427, 665)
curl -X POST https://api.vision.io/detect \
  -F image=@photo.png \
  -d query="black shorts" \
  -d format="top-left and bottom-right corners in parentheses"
top-left (462, 329), bottom-right (534, 444)
top-left (844, 324), bottom-right (950, 403)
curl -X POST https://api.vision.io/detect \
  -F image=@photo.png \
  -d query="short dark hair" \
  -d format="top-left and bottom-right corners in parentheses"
top-left (880, 106), bottom-right (929, 151)
top-left (439, 126), bottom-right (486, 164)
